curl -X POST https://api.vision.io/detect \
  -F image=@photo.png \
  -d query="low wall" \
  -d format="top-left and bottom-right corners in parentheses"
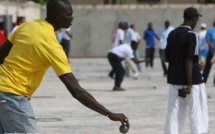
top-left (57, 4), bottom-right (215, 57)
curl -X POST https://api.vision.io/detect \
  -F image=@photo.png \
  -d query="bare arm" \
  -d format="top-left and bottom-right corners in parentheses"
top-left (119, 40), bottom-right (123, 45)
top-left (131, 58), bottom-right (145, 64)
top-left (154, 33), bottom-right (160, 41)
top-left (0, 40), bottom-right (13, 63)
top-left (206, 39), bottom-right (215, 50)
top-left (66, 31), bottom-right (72, 39)
top-left (59, 73), bottom-right (130, 128)
top-left (185, 59), bottom-right (193, 93)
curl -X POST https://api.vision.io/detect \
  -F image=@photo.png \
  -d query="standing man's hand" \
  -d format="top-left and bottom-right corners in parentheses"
top-left (187, 85), bottom-right (192, 94)
top-left (108, 113), bottom-right (130, 129)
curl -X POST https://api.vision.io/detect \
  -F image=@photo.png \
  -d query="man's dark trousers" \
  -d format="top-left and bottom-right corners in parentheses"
top-left (159, 49), bottom-right (167, 75)
top-left (108, 52), bottom-right (125, 87)
top-left (145, 47), bottom-right (155, 67)
top-left (61, 38), bottom-right (70, 58)
top-left (203, 50), bottom-right (215, 84)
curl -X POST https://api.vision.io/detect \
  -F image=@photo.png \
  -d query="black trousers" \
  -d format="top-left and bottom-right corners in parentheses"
top-left (108, 53), bottom-right (125, 87)
top-left (203, 50), bottom-right (215, 83)
top-left (159, 49), bottom-right (167, 74)
top-left (145, 47), bottom-right (155, 67)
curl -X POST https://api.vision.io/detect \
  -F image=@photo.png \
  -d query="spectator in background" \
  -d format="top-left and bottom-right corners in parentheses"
top-left (109, 22), bottom-right (124, 79)
top-left (123, 22), bottom-right (139, 79)
top-left (9, 16), bottom-right (26, 36)
top-left (156, 20), bottom-right (174, 76)
top-left (0, 22), bottom-right (7, 64)
top-left (0, 22), bottom-right (6, 46)
top-left (203, 20), bottom-right (215, 85)
top-left (130, 24), bottom-right (142, 72)
top-left (61, 27), bottom-right (72, 60)
top-left (198, 23), bottom-right (208, 72)
top-left (56, 28), bottom-right (63, 44)
top-left (112, 22), bottom-right (124, 48)
top-left (143, 22), bottom-right (159, 68)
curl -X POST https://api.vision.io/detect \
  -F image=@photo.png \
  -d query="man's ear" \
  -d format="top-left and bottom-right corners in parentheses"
top-left (192, 17), bottom-right (197, 22)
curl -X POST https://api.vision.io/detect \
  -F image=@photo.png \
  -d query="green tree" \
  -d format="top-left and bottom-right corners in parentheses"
top-left (205, 0), bottom-right (215, 3)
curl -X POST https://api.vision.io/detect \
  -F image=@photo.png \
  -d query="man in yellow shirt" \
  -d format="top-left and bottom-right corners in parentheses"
top-left (0, 0), bottom-right (130, 133)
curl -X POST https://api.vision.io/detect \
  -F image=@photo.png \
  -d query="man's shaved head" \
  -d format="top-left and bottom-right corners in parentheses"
top-left (46, 0), bottom-right (73, 30)
top-left (46, 0), bottom-right (71, 17)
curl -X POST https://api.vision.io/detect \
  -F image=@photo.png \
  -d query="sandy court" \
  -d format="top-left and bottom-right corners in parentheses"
top-left (32, 58), bottom-right (215, 134)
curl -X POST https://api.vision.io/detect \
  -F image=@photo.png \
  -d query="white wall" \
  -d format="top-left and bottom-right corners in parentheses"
top-left (0, 1), bottom-right (40, 22)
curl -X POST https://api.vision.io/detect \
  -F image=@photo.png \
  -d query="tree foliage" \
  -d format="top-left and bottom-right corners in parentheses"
top-left (205, 0), bottom-right (215, 3)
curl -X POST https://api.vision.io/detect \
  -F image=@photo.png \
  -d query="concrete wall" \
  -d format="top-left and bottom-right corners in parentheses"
top-left (0, 1), bottom-right (40, 22)
top-left (48, 4), bottom-right (215, 57)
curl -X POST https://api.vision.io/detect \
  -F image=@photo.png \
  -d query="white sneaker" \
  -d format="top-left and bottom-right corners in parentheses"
top-left (133, 72), bottom-right (139, 79)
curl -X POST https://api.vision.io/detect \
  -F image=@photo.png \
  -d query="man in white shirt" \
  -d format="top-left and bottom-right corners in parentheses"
top-left (109, 22), bottom-right (124, 79)
top-left (108, 41), bottom-right (145, 91)
top-left (112, 22), bottom-right (124, 48)
top-left (131, 24), bottom-right (142, 72)
top-left (198, 23), bottom-right (208, 71)
top-left (156, 20), bottom-right (174, 76)
top-left (61, 27), bottom-right (72, 60)
top-left (123, 22), bottom-right (139, 79)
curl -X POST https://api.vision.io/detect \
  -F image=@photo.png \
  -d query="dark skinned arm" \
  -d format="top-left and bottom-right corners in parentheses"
top-left (66, 31), bottom-right (72, 39)
top-left (154, 33), bottom-right (160, 41)
top-left (119, 40), bottom-right (123, 45)
top-left (185, 59), bottom-right (193, 94)
top-left (0, 40), bottom-right (13, 63)
top-left (131, 58), bottom-right (145, 64)
top-left (206, 39), bottom-right (215, 50)
top-left (165, 36), bottom-right (170, 63)
top-left (59, 73), bottom-right (130, 128)
top-left (206, 39), bottom-right (215, 53)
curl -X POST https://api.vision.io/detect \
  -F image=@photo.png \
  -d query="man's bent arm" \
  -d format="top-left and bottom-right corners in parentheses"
top-left (131, 58), bottom-right (145, 64)
top-left (206, 39), bottom-right (215, 50)
top-left (59, 73), bottom-right (111, 116)
top-left (185, 59), bottom-right (193, 93)
top-left (59, 73), bottom-right (130, 128)
top-left (0, 40), bottom-right (13, 62)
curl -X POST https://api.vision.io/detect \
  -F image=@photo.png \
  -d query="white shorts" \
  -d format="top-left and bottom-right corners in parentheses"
top-left (164, 83), bottom-right (208, 134)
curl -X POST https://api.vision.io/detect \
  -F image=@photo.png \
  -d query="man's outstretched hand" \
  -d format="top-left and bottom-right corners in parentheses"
top-left (108, 113), bottom-right (130, 129)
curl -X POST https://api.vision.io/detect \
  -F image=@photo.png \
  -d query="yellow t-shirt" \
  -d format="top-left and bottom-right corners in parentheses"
top-left (0, 19), bottom-right (72, 98)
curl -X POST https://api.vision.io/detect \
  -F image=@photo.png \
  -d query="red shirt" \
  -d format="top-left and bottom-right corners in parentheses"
top-left (0, 30), bottom-right (6, 46)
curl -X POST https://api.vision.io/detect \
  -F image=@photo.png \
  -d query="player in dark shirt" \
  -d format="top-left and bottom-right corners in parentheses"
top-left (164, 7), bottom-right (208, 134)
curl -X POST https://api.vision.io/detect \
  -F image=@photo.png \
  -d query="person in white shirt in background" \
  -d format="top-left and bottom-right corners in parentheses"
top-left (61, 27), bottom-right (72, 60)
top-left (156, 20), bottom-right (174, 77)
top-left (130, 24), bottom-right (142, 72)
top-left (9, 16), bottom-right (26, 36)
top-left (55, 28), bottom-right (63, 44)
top-left (107, 41), bottom-right (145, 91)
top-left (109, 22), bottom-right (124, 79)
top-left (198, 23), bottom-right (209, 72)
top-left (123, 21), bottom-right (140, 79)
top-left (112, 22), bottom-right (124, 48)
